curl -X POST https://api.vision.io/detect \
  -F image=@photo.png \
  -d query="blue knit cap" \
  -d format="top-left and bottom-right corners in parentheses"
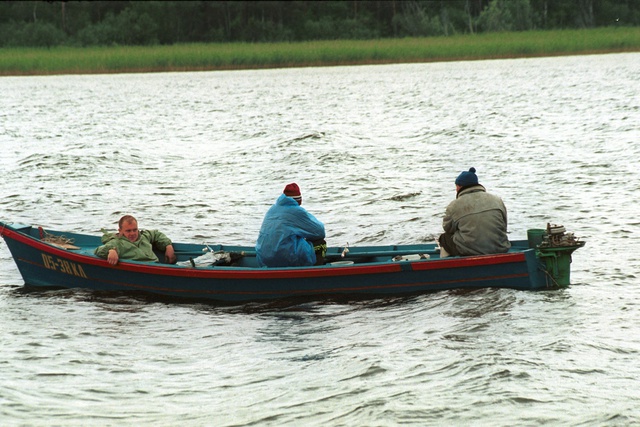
top-left (455, 167), bottom-right (478, 187)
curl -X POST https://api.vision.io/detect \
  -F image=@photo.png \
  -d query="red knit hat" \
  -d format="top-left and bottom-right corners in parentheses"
top-left (283, 183), bottom-right (302, 200)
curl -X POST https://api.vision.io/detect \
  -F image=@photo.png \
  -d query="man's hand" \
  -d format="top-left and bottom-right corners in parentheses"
top-left (107, 248), bottom-right (119, 265)
top-left (165, 245), bottom-right (176, 264)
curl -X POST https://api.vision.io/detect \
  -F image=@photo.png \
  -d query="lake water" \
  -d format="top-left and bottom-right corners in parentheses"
top-left (1, 53), bottom-right (639, 426)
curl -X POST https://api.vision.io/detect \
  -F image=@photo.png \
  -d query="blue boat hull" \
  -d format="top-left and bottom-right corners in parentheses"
top-left (1, 222), bottom-right (567, 302)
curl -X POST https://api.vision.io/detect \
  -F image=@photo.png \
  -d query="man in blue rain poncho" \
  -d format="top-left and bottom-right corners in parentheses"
top-left (256, 183), bottom-right (326, 267)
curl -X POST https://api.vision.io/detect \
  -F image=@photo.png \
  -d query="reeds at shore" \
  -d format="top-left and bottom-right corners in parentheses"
top-left (1, 27), bottom-right (638, 76)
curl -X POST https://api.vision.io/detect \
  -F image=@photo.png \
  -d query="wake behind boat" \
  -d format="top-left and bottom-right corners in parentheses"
top-left (0, 221), bottom-right (585, 303)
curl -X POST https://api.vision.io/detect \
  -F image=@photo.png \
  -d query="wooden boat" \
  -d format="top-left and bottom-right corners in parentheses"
top-left (0, 221), bottom-right (585, 303)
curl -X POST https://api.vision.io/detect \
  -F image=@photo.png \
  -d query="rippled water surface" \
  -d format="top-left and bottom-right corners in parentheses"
top-left (1, 53), bottom-right (640, 426)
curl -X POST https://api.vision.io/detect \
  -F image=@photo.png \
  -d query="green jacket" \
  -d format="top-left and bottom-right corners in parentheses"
top-left (94, 229), bottom-right (173, 263)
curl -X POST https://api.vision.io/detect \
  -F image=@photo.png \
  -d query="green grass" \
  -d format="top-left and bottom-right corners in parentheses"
top-left (1, 27), bottom-right (639, 76)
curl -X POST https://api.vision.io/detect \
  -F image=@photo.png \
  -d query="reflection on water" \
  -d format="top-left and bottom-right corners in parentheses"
top-left (1, 53), bottom-right (640, 425)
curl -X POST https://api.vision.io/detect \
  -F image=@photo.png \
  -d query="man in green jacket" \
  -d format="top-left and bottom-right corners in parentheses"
top-left (95, 215), bottom-right (176, 265)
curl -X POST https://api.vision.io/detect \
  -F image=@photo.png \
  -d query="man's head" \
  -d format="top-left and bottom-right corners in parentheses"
top-left (118, 215), bottom-right (139, 242)
top-left (455, 167), bottom-right (479, 191)
top-left (283, 183), bottom-right (302, 205)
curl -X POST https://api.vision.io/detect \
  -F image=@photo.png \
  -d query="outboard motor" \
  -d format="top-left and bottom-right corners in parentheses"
top-left (527, 223), bottom-right (585, 287)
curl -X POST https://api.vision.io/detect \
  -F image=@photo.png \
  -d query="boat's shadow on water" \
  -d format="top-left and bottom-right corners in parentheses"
top-left (11, 284), bottom-right (470, 313)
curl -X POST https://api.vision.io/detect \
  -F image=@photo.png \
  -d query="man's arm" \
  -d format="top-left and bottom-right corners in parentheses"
top-left (147, 230), bottom-right (176, 263)
top-left (164, 244), bottom-right (176, 264)
top-left (95, 244), bottom-right (120, 265)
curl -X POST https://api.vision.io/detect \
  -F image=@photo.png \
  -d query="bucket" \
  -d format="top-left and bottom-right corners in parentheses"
top-left (527, 229), bottom-right (546, 248)
top-left (392, 254), bottom-right (430, 262)
top-left (329, 261), bottom-right (354, 267)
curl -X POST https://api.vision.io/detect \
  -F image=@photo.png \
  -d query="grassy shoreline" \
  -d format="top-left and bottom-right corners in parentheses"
top-left (1, 27), bottom-right (639, 76)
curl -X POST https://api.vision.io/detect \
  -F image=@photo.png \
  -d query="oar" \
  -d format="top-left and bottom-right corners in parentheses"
top-left (174, 249), bottom-right (256, 257)
top-left (176, 248), bottom-right (438, 262)
top-left (325, 249), bottom-right (439, 261)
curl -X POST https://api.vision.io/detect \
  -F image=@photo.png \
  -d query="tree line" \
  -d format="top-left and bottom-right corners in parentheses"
top-left (0, 0), bottom-right (638, 48)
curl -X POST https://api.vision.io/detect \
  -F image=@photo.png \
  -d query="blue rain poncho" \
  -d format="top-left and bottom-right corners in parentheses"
top-left (256, 194), bottom-right (326, 267)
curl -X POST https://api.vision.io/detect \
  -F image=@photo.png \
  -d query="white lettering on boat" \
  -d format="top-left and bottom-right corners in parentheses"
top-left (41, 253), bottom-right (88, 279)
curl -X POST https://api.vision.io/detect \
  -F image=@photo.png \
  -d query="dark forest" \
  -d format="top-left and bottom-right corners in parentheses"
top-left (1, 0), bottom-right (638, 47)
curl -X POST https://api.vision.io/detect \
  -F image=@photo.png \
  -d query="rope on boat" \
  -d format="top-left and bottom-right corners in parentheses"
top-left (39, 227), bottom-right (79, 249)
top-left (540, 266), bottom-right (560, 288)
